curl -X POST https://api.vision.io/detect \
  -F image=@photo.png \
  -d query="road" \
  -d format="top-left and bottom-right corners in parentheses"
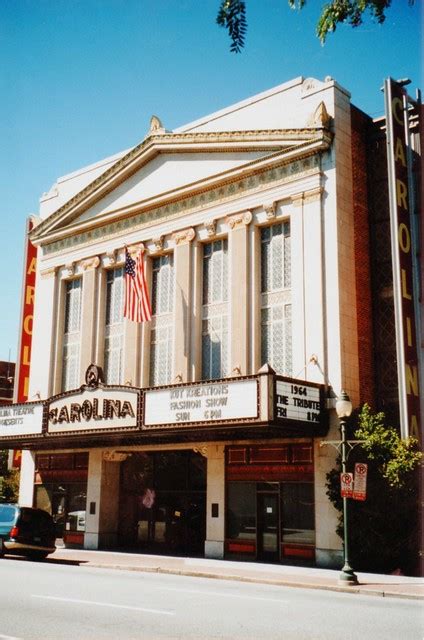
top-left (0, 557), bottom-right (422, 640)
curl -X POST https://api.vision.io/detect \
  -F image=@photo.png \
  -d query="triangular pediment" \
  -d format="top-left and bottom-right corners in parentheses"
top-left (31, 129), bottom-right (331, 245)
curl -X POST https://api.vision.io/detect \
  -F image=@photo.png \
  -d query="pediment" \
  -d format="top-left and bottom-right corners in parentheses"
top-left (31, 129), bottom-right (331, 245)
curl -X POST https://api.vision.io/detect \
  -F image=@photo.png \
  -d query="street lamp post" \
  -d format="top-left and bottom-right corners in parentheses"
top-left (335, 390), bottom-right (358, 585)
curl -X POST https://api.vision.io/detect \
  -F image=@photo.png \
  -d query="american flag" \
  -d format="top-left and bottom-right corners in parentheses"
top-left (123, 248), bottom-right (152, 323)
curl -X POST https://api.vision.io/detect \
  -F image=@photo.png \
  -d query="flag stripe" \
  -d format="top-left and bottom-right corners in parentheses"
top-left (124, 248), bottom-right (152, 323)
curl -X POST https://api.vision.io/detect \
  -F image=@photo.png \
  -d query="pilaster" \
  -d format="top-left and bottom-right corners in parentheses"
top-left (172, 228), bottom-right (195, 382)
top-left (227, 211), bottom-right (252, 375)
top-left (18, 450), bottom-right (35, 507)
top-left (80, 257), bottom-right (100, 381)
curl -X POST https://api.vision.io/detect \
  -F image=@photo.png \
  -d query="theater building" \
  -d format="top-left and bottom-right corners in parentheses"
top-left (0, 76), bottom-right (421, 567)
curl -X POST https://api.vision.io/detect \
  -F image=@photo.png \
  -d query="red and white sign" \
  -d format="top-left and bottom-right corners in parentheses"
top-left (353, 462), bottom-right (368, 501)
top-left (340, 472), bottom-right (354, 498)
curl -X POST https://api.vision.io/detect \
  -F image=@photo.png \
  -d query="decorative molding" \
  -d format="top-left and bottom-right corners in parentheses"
top-left (40, 266), bottom-right (57, 279)
top-left (42, 154), bottom-right (322, 257)
top-left (193, 446), bottom-right (208, 458)
top-left (226, 210), bottom-right (252, 230)
top-left (149, 115), bottom-right (165, 134)
top-left (103, 451), bottom-right (130, 462)
top-left (152, 235), bottom-right (164, 252)
top-left (173, 373), bottom-right (183, 383)
top-left (231, 364), bottom-right (242, 376)
top-left (264, 201), bottom-right (277, 220)
top-left (127, 242), bottom-right (144, 257)
top-left (80, 256), bottom-right (100, 271)
top-left (62, 262), bottom-right (76, 278)
top-left (308, 101), bottom-right (331, 129)
top-left (291, 186), bottom-right (324, 207)
top-left (172, 228), bottom-right (195, 246)
top-left (104, 250), bottom-right (117, 267)
top-left (203, 219), bottom-right (217, 238)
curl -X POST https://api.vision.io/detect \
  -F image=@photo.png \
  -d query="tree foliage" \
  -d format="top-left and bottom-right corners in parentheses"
top-left (217, 0), bottom-right (414, 52)
top-left (326, 404), bottom-right (422, 574)
top-left (0, 450), bottom-right (20, 504)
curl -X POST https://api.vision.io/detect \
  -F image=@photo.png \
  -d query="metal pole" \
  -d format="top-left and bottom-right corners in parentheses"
top-left (339, 418), bottom-right (358, 584)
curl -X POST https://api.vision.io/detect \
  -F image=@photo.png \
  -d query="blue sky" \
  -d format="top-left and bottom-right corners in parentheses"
top-left (0, 0), bottom-right (422, 363)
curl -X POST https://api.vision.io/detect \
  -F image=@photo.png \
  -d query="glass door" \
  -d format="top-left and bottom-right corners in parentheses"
top-left (257, 492), bottom-right (280, 562)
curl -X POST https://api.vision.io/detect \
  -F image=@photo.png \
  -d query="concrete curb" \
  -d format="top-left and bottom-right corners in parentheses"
top-left (73, 561), bottom-right (424, 600)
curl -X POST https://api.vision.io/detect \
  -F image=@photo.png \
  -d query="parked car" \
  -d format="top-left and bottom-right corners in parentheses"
top-left (0, 504), bottom-right (56, 560)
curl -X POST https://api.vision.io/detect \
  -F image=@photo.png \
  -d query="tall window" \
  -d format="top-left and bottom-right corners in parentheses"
top-left (150, 254), bottom-right (174, 386)
top-left (104, 267), bottom-right (124, 384)
top-left (62, 279), bottom-right (82, 391)
top-left (260, 222), bottom-right (292, 375)
top-left (202, 239), bottom-right (228, 380)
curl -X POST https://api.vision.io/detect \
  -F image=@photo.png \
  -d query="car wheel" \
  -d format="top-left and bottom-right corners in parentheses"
top-left (27, 552), bottom-right (49, 561)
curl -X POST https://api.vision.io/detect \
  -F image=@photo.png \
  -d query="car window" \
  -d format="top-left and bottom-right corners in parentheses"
top-left (18, 508), bottom-right (55, 534)
top-left (0, 505), bottom-right (18, 526)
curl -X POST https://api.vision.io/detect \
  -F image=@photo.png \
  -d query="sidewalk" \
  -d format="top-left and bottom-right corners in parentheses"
top-left (49, 547), bottom-right (424, 600)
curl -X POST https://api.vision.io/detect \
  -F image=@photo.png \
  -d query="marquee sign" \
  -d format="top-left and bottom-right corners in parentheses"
top-left (48, 387), bottom-right (140, 434)
top-left (143, 379), bottom-right (258, 428)
top-left (275, 378), bottom-right (325, 426)
top-left (384, 78), bottom-right (421, 439)
top-left (0, 402), bottom-right (43, 437)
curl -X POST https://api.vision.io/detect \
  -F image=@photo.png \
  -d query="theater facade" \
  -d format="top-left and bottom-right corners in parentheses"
top-left (1, 75), bottom-right (421, 568)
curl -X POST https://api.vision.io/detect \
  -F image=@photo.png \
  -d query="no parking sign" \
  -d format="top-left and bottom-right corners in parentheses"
top-left (340, 472), bottom-right (354, 498)
top-left (353, 463), bottom-right (368, 501)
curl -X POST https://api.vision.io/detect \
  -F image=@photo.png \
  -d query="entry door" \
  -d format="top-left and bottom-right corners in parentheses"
top-left (257, 493), bottom-right (280, 562)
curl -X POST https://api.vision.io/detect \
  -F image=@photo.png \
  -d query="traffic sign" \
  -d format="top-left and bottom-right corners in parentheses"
top-left (340, 472), bottom-right (354, 498)
top-left (353, 462), bottom-right (368, 501)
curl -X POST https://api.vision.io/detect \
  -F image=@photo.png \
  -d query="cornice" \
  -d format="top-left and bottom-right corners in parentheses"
top-left (40, 149), bottom-right (325, 258)
top-left (31, 128), bottom-right (331, 243)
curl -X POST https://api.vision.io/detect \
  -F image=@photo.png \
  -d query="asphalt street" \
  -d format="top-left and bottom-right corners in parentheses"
top-left (0, 558), bottom-right (422, 640)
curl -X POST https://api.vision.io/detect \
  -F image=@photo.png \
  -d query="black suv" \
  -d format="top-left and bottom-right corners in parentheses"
top-left (0, 504), bottom-right (56, 560)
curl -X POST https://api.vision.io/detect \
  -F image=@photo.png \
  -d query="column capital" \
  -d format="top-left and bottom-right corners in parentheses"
top-left (172, 227), bottom-right (195, 246)
top-left (80, 256), bottom-right (100, 271)
top-left (291, 187), bottom-right (324, 207)
top-left (40, 266), bottom-right (57, 280)
top-left (226, 210), bottom-right (252, 230)
top-left (104, 250), bottom-right (117, 267)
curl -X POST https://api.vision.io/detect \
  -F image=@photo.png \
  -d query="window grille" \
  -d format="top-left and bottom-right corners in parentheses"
top-left (260, 223), bottom-right (292, 375)
top-left (150, 255), bottom-right (174, 386)
top-left (62, 279), bottom-right (82, 391)
top-left (202, 240), bottom-right (228, 380)
top-left (104, 267), bottom-right (124, 384)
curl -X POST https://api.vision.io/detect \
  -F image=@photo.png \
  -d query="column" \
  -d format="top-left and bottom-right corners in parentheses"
top-left (79, 257), bottom-right (100, 382)
top-left (227, 211), bottom-right (251, 375)
top-left (84, 450), bottom-right (121, 549)
top-left (18, 450), bottom-right (35, 507)
top-left (172, 228), bottom-right (195, 382)
top-left (314, 414), bottom-right (343, 568)
top-left (204, 444), bottom-right (225, 559)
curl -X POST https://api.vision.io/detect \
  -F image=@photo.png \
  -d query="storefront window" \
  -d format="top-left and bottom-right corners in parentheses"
top-left (226, 482), bottom-right (256, 540)
top-left (35, 482), bottom-right (87, 537)
top-left (281, 482), bottom-right (315, 545)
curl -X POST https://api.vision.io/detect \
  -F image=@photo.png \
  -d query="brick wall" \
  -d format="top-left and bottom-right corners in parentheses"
top-left (350, 107), bottom-right (375, 407)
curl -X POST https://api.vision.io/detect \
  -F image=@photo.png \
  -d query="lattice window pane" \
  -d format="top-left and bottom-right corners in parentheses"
top-left (104, 268), bottom-right (124, 384)
top-left (203, 239), bottom-right (228, 305)
top-left (152, 254), bottom-right (174, 315)
top-left (62, 279), bottom-right (82, 391)
top-left (261, 303), bottom-right (292, 376)
top-left (261, 222), bottom-right (291, 293)
top-left (202, 239), bottom-right (228, 379)
top-left (150, 255), bottom-right (174, 386)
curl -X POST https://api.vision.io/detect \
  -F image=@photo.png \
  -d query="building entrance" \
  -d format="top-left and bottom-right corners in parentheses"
top-left (118, 451), bottom-right (206, 556)
top-left (257, 491), bottom-right (280, 563)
